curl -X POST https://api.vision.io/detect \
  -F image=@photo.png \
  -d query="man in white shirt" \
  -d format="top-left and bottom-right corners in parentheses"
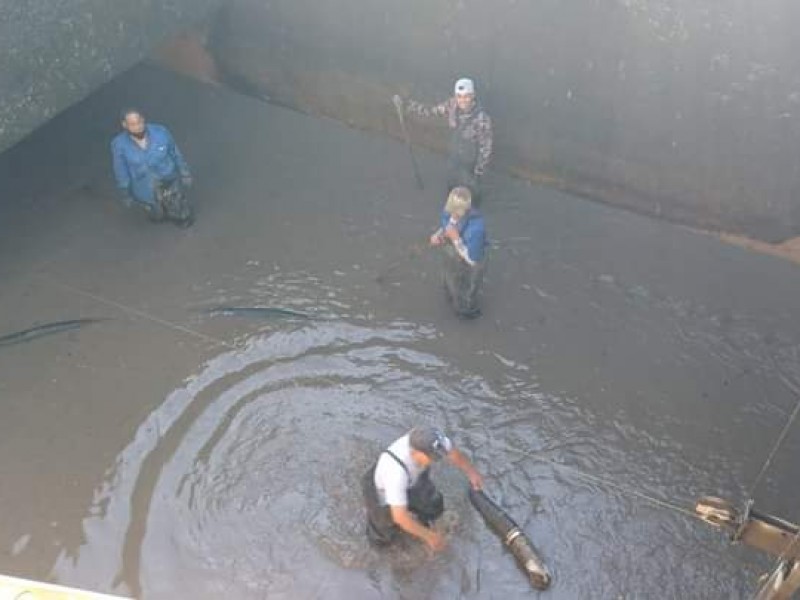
top-left (361, 426), bottom-right (484, 551)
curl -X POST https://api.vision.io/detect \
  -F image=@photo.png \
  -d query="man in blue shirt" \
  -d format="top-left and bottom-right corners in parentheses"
top-left (430, 186), bottom-right (487, 318)
top-left (111, 108), bottom-right (194, 226)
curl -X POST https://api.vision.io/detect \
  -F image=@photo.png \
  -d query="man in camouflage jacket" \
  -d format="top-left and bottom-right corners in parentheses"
top-left (395, 77), bottom-right (493, 203)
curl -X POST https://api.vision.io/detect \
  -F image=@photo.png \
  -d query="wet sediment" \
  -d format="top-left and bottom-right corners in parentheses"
top-left (0, 64), bottom-right (799, 598)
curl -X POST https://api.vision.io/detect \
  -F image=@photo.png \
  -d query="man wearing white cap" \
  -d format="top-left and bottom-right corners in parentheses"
top-left (393, 77), bottom-right (493, 202)
top-left (361, 426), bottom-right (484, 551)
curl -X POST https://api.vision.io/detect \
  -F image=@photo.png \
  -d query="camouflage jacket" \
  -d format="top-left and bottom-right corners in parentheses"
top-left (406, 96), bottom-right (493, 176)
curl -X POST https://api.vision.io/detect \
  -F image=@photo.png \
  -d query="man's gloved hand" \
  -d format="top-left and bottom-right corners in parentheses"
top-left (392, 94), bottom-right (404, 111)
top-left (181, 174), bottom-right (193, 188)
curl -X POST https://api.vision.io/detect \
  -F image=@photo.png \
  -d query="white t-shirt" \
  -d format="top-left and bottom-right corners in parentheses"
top-left (373, 432), bottom-right (453, 506)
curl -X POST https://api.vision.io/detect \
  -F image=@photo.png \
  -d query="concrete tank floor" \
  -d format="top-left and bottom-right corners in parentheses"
top-left (1, 63), bottom-right (800, 598)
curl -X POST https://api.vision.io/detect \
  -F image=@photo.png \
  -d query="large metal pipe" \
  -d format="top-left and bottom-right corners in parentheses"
top-left (468, 488), bottom-right (551, 590)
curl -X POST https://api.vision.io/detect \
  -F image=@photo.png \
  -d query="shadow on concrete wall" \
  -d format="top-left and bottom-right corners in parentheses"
top-left (206, 0), bottom-right (800, 243)
top-left (0, 0), bottom-right (220, 156)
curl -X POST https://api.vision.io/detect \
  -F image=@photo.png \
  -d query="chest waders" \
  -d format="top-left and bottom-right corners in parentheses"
top-left (447, 112), bottom-right (481, 201)
top-left (361, 450), bottom-right (445, 546)
top-left (145, 145), bottom-right (194, 226)
top-left (442, 244), bottom-right (486, 319)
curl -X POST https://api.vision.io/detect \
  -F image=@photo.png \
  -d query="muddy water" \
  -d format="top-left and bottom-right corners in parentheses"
top-left (2, 64), bottom-right (800, 598)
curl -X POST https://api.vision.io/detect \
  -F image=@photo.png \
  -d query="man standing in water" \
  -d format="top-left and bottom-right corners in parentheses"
top-left (393, 77), bottom-right (492, 203)
top-left (431, 186), bottom-right (487, 318)
top-left (111, 108), bottom-right (194, 226)
top-left (362, 426), bottom-right (484, 551)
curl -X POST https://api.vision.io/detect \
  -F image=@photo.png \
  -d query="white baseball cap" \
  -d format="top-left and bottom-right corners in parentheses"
top-left (454, 78), bottom-right (475, 96)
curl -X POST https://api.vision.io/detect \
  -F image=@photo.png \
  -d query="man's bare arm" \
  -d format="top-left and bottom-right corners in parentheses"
top-left (446, 448), bottom-right (484, 489)
top-left (390, 505), bottom-right (446, 551)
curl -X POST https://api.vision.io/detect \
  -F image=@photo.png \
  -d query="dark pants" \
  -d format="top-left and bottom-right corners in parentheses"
top-left (442, 245), bottom-right (485, 318)
top-left (362, 464), bottom-right (444, 547)
top-left (446, 160), bottom-right (481, 206)
top-left (151, 178), bottom-right (193, 225)
top-left (447, 132), bottom-right (481, 205)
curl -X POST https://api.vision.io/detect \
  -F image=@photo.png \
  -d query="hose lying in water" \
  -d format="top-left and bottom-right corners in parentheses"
top-left (468, 488), bottom-right (551, 590)
top-left (0, 318), bottom-right (107, 347)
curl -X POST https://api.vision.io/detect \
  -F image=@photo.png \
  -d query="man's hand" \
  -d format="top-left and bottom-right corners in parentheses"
top-left (181, 174), bottom-right (193, 188)
top-left (430, 232), bottom-right (444, 246)
top-left (425, 529), bottom-right (447, 553)
top-left (391, 505), bottom-right (447, 552)
top-left (444, 226), bottom-right (461, 242)
top-left (467, 470), bottom-right (484, 490)
top-left (392, 94), bottom-right (404, 111)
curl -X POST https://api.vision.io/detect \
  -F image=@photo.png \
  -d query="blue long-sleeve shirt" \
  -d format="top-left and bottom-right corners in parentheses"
top-left (439, 208), bottom-right (486, 263)
top-left (111, 124), bottom-right (190, 204)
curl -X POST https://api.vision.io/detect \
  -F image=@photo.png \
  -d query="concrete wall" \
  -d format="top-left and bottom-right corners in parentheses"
top-left (0, 0), bottom-right (220, 155)
top-left (211, 0), bottom-right (800, 241)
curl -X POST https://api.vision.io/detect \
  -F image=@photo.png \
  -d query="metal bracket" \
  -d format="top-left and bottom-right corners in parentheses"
top-left (695, 496), bottom-right (800, 599)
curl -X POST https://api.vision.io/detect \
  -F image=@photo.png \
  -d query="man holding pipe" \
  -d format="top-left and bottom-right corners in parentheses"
top-left (362, 426), bottom-right (483, 551)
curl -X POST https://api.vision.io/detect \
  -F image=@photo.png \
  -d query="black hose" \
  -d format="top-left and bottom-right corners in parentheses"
top-left (470, 486), bottom-right (518, 532)
top-left (469, 489), bottom-right (551, 590)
